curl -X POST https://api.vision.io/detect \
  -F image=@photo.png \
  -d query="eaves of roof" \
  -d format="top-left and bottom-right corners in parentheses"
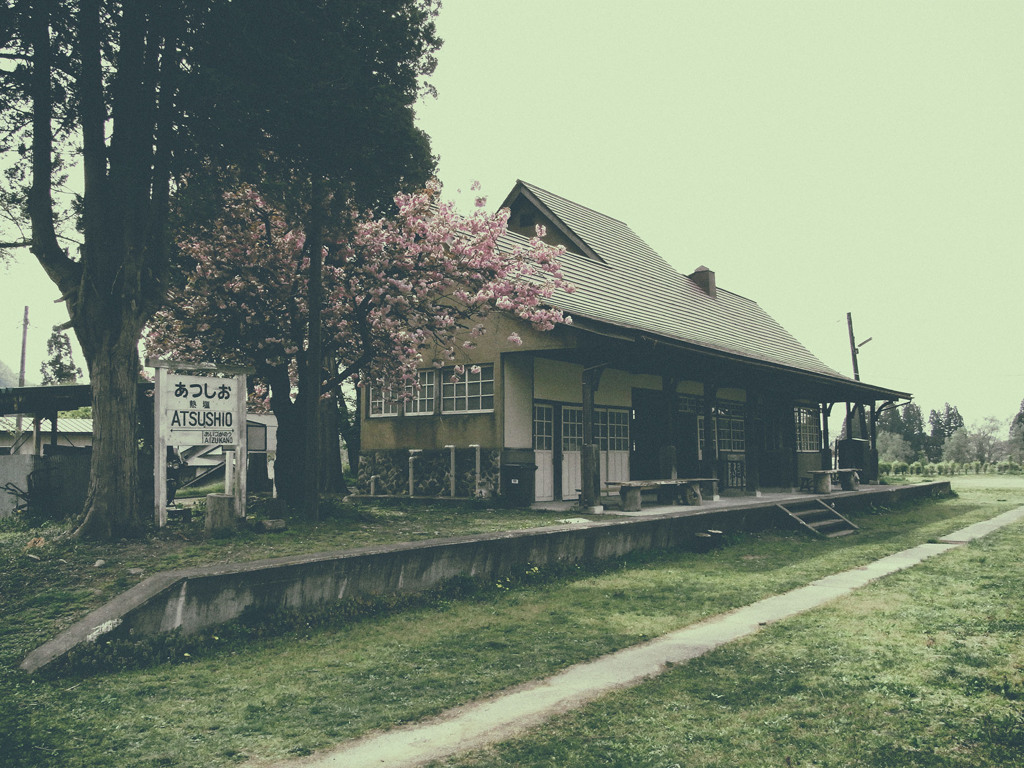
top-left (566, 313), bottom-right (911, 403)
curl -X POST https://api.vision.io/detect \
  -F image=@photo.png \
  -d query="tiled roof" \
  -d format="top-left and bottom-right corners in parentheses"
top-left (501, 180), bottom-right (858, 383)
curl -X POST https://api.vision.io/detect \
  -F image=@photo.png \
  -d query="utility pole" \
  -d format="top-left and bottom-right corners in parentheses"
top-left (846, 312), bottom-right (860, 381)
top-left (16, 306), bottom-right (28, 433)
top-left (845, 312), bottom-right (871, 439)
top-left (846, 312), bottom-right (873, 382)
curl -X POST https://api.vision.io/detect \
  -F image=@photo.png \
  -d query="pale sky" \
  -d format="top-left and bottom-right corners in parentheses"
top-left (2, 0), bottom-right (1022, 430)
top-left (415, 0), bottom-right (1024, 428)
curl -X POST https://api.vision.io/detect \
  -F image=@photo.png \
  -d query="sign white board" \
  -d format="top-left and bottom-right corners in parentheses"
top-left (149, 359), bottom-right (251, 528)
top-left (160, 373), bottom-right (242, 446)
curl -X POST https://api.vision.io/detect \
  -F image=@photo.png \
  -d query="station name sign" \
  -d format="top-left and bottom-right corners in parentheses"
top-left (160, 373), bottom-right (242, 446)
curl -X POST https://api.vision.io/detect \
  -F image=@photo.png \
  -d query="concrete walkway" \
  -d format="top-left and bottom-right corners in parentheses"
top-left (288, 506), bottom-right (1024, 768)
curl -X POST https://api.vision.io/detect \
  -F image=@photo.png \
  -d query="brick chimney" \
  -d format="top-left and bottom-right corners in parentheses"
top-left (689, 265), bottom-right (716, 299)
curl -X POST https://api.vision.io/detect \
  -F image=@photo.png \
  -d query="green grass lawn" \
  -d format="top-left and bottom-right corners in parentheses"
top-left (1, 478), bottom-right (1022, 767)
top-left (174, 479), bottom-right (225, 498)
top-left (443, 479), bottom-right (1024, 768)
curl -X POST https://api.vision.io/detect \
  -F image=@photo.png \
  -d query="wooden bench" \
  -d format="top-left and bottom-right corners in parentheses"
top-left (803, 468), bottom-right (861, 494)
top-left (607, 478), bottom-right (719, 512)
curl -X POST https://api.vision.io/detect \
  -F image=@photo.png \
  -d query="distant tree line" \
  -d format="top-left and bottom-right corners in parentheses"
top-left (876, 399), bottom-right (1024, 474)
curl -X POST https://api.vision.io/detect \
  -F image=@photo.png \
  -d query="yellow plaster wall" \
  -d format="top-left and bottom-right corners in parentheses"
top-left (534, 358), bottom-right (582, 403)
top-left (503, 354), bottom-right (534, 449)
top-left (533, 360), bottom-right (656, 408)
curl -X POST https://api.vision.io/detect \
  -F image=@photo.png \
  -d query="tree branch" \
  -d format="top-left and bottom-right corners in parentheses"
top-left (26, 0), bottom-right (80, 296)
top-left (79, 0), bottom-right (107, 248)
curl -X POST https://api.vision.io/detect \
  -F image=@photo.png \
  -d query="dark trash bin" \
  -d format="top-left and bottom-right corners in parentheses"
top-left (839, 437), bottom-right (878, 483)
top-left (500, 463), bottom-right (536, 506)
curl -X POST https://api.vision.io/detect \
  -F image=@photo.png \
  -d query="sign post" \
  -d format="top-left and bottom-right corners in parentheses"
top-left (149, 359), bottom-right (251, 527)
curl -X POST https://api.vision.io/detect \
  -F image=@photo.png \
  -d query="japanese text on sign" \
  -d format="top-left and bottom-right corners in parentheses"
top-left (160, 373), bottom-right (242, 446)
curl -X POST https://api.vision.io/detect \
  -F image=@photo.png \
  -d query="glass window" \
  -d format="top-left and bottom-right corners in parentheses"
top-left (679, 394), bottom-right (702, 414)
top-left (442, 364), bottom-right (494, 413)
top-left (794, 406), bottom-right (822, 452)
top-left (716, 404), bottom-right (746, 452)
top-left (533, 404), bottom-right (554, 451)
top-left (562, 406), bottom-right (583, 451)
top-left (368, 386), bottom-right (399, 417)
top-left (687, 399), bottom-right (746, 455)
top-left (404, 370), bottom-right (436, 415)
top-left (596, 408), bottom-right (630, 452)
top-left (697, 415), bottom-right (716, 460)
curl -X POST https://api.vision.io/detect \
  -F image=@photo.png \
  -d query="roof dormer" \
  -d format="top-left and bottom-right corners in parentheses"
top-left (501, 181), bottom-right (606, 263)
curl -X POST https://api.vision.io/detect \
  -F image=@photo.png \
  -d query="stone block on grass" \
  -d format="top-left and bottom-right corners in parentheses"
top-left (205, 493), bottom-right (235, 537)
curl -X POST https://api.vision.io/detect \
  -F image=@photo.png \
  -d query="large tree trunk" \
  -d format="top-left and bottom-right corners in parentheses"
top-left (339, 386), bottom-right (361, 477)
top-left (74, 334), bottom-right (147, 539)
top-left (268, 374), bottom-right (351, 506)
top-left (27, 1), bottom-right (175, 540)
top-left (266, 364), bottom-right (305, 509)
top-left (319, 390), bottom-right (348, 495)
top-left (273, 407), bottom-right (304, 507)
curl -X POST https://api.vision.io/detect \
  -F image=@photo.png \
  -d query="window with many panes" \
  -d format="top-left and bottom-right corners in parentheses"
top-left (533, 404), bottom-right (554, 451)
top-left (716, 403), bottom-right (746, 452)
top-left (597, 409), bottom-right (630, 452)
top-left (679, 394), bottom-right (702, 414)
top-left (404, 370), bottom-right (436, 415)
top-left (441, 364), bottom-right (494, 413)
top-left (697, 415), bottom-right (715, 459)
top-left (684, 397), bottom-right (746, 456)
top-left (717, 416), bottom-right (746, 452)
top-left (794, 406), bottom-right (822, 452)
top-left (368, 386), bottom-right (399, 417)
top-left (561, 406), bottom-right (583, 451)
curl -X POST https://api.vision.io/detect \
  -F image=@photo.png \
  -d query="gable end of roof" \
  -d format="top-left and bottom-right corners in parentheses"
top-left (501, 182), bottom-right (607, 264)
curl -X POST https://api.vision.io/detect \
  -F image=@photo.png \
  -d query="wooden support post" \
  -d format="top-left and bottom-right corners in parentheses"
top-left (867, 402), bottom-right (879, 482)
top-left (445, 445), bottom-right (456, 497)
top-left (702, 382), bottom-right (718, 484)
top-left (662, 376), bottom-right (678, 480)
top-left (821, 402), bottom-right (832, 470)
top-left (153, 365), bottom-right (167, 528)
top-left (746, 396), bottom-right (761, 495)
top-left (469, 444), bottom-right (481, 497)
top-left (580, 364), bottom-right (606, 512)
top-left (408, 449), bottom-right (421, 497)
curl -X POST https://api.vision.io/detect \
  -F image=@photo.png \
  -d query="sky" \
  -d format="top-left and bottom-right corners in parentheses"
top-left (2, 0), bottom-right (1022, 429)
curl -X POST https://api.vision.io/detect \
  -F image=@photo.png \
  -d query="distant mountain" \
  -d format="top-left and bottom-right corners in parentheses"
top-left (0, 359), bottom-right (18, 388)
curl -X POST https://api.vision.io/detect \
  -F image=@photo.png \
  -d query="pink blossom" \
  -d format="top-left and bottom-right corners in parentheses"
top-left (146, 177), bottom-right (573, 411)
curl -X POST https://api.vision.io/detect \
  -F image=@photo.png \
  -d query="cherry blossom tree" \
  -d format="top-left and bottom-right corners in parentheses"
top-left (146, 181), bottom-right (572, 505)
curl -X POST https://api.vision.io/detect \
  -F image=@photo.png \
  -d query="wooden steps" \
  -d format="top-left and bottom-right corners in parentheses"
top-left (777, 499), bottom-right (859, 538)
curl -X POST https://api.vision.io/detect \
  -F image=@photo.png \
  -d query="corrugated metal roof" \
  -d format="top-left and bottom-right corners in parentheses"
top-left (0, 417), bottom-right (93, 433)
top-left (501, 180), bottom-right (854, 382)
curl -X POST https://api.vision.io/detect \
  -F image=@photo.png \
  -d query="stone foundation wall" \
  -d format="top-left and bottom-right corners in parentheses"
top-left (357, 448), bottom-right (500, 497)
